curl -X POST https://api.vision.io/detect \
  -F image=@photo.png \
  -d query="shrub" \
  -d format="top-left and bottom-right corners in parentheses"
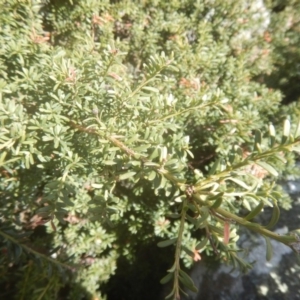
top-left (1, 0), bottom-right (300, 299)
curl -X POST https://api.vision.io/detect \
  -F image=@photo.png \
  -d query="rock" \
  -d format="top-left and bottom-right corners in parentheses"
top-left (181, 190), bottom-right (300, 300)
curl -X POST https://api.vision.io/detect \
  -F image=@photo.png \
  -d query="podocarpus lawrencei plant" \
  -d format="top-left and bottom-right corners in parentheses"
top-left (1, 0), bottom-right (300, 299)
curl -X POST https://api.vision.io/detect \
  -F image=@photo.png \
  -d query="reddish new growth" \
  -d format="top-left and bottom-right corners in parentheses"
top-left (179, 77), bottom-right (200, 91)
top-left (264, 31), bottom-right (272, 43)
top-left (92, 13), bottom-right (114, 26)
top-left (65, 67), bottom-right (76, 82)
top-left (242, 149), bottom-right (269, 179)
top-left (30, 28), bottom-right (50, 44)
top-left (193, 249), bottom-right (201, 262)
top-left (223, 222), bottom-right (230, 245)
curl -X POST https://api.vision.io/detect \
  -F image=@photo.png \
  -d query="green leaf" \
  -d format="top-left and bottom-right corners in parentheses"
top-left (244, 201), bottom-right (264, 221)
top-left (282, 119), bottom-right (291, 144)
top-left (119, 172), bottom-right (136, 180)
top-left (144, 162), bottom-right (160, 167)
top-left (255, 161), bottom-right (278, 177)
top-left (269, 123), bottom-right (276, 147)
top-left (103, 160), bottom-right (116, 165)
top-left (264, 236), bottom-right (273, 261)
top-left (273, 153), bottom-right (286, 163)
top-left (207, 192), bottom-right (224, 201)
top-left (91, 183), bottom-right (102, 189)
top-left (196, 237), bottom-right (208, 250)
top-left (283, 119), bottom-right (290, 137)
top-left (254, 129), bottom-right (262, 150)
top-left (159, 175), bottom-right (167, 189)
top-left (226, 178), bottom-right (250, 190)
top-left (292, 145), bottom-right (300, 153)
top-left (157, 237), bottom-right (177, 248)
top-left (195, 181), bottom-right (219, 191)
top-left (42, 136), bottom-right (54, 142)
top-left (149, 148), bottom-right (159, 160)
top-left (269, 123), bottom-right (276, 137)
top-left (182, 246), bottom-right (195, 258)
top-left (185, 149), bottom-right (194, 159)
top-left (147, 170), bottom-right (156, 181)
top-left (0, 151), bottom-right (7, 164)
top-left (159, 146), bottom-right (168, 162)
top-left (208, 224), bottom-right (223, 235)
top-left (164, 288), bottom-right (175, 300)
top-left (160, 272), bottom-right (173, 284)
top-left (265, 200), bottom-right (280, 229)
top-left (14, 245), bottom-right (22, 261)
top-left (47, 263), bottom-right (53, 277)
top-left (208, 158), bottom-right (221, 176)
top-left (179, 269), bottom-right (198, 292)
top-left (243, 199), bottom-right (251, 211)
top-left (142, 86), bottom-right (159, 93)
top-left (211, 195), bottom-right (223, 209)
top-left (165, 158), bottom-right (179, 166)
top-left (196, 208), bottom-right (210, 228)
top-left (167, 263), bottom-right (176, 273)
top-left (166, 213), bottom-right (181, 219)
top-left (294, 120), bottom-right (300, 138)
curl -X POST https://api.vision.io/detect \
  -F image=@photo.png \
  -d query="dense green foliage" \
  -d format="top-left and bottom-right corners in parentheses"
top-left (1, 0), bottom-right (300, 299)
